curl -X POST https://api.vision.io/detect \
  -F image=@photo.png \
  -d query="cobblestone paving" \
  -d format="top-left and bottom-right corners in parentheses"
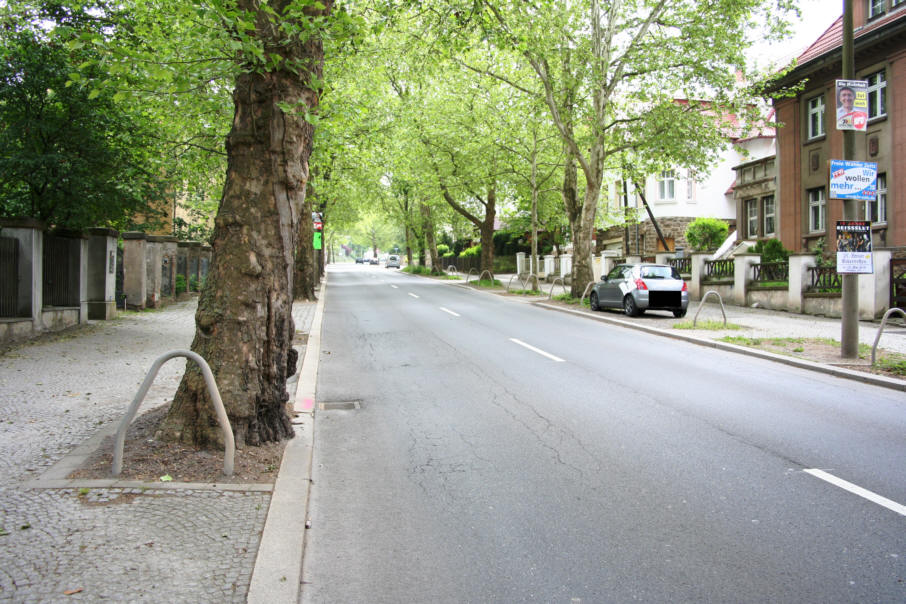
top-left (0, 298), bottom-right (314, 602)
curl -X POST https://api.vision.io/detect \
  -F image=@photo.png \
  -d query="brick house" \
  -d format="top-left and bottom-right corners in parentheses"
top-left (768, 2), bottom-right (906, 256)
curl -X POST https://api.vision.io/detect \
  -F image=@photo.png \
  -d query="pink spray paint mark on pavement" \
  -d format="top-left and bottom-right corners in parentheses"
top-left (302, 397), bottom-right (314, 410)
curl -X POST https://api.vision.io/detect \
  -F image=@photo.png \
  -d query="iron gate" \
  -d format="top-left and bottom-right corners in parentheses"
top-left (0, 236), bottom-right (19, 317)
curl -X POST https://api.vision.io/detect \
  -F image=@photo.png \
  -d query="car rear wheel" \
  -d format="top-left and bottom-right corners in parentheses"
top-left (673, 309), bottom-right (687, 318)
top-left (623, 294), bottom-right (640, 317)
top-left (589, 292), bottom-right (600, 311)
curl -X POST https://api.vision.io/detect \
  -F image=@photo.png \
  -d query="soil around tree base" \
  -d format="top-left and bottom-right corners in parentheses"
top-left (68, 404), bottom-right (287, 484)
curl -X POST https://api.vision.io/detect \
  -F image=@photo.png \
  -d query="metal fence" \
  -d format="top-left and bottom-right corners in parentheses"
top-left (669, 257), bottom-right (691, 274)
top-left (0, 236), bottom-right (19, 317)
top-left (704, 258), bottom-right (734, 280)
top-left (807, 266), bottom-right (842, 292)
top-left (752, 261), bottom-right (789, 284)
top-left (42, 235), bottom-right (80, 307)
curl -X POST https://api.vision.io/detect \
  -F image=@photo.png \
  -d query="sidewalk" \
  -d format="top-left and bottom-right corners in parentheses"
top-left (0, 294), bottom-right (320, 603)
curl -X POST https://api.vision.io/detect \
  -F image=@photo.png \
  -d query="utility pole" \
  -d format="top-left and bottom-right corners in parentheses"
top-left (841, 0), bottom-right (859, 358)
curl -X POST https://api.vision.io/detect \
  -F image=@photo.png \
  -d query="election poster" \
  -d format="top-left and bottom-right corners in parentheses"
top-left (836, 221), bottom-right (873, 274)
top-left (828, 159), bottom-right (877, 201)
top-left (836, 79), bottom-right (868, 131)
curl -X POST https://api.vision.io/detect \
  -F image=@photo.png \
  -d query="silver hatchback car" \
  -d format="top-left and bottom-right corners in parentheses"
top-left (590, 263), bottom-right (688, 317)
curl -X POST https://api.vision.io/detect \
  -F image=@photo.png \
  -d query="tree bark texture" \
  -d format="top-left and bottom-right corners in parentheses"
top-left (420, 202), bottom-right (441, 273)
top-left (294, 189), bottom-right (316, 301)
top-left (159, 1), bottom-right (328, 449)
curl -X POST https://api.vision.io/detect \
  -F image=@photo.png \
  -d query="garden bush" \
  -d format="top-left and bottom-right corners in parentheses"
top-left (684, 217), bottom-right (729, 251)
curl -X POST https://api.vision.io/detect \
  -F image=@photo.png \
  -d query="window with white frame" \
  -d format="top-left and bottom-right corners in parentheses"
top-left (869, 0), bottom-right (886, 18)
top-left (807, 95), bottom-right (825, 139)
top-left (763, 195), bottom-right (776, 236)
top-left (866, 70), bottom-right (887, 119)
top-left (658, 170), bottom-right (675, 201)
top-left (808, 188), bottom-right (826, 233)
top-left (746, 199), bottom-right (759, 238)
top-left (866, 173), bottom-right (887, 222)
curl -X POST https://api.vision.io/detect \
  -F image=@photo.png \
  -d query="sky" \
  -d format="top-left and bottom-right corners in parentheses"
top-left (751, 0), bottom-right (844, 69)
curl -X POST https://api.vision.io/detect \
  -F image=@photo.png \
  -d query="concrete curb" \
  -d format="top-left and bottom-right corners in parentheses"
top-left (534, 302), bottom-right (906, 393)
top-left (247, 277), bottom-right (327, 603)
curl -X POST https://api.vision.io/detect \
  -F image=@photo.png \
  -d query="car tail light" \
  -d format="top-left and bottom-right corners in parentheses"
top-left (634, 278), bottom-right (648, 290)
top-left (681, 281), bottom-right (688, 292)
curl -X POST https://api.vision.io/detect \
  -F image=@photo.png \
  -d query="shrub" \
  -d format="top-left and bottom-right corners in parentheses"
top-left (461, 244), bottom-right (481, 257)
top-left (175, 274), bottom-right (187, 295)
top-left (436, 244), bottom-right (450, 256)
top-left (684, 218), bottom-right (729, 251)
top-left (751, 238), bottom-right (791, 264)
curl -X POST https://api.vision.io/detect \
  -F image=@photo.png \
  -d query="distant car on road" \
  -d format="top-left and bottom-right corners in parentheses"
top-left (355, 257), bottom-right (365, 264)
top-left (590, 263), bottom-right (688, 317)
top-left (369, 257), bottom-right (379, 265)
top-left (386, 254), bottom-right (401, 269)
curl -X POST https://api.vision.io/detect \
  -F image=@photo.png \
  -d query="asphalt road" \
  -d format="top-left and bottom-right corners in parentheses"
top-left (300, 264), bottom-right (905, 604)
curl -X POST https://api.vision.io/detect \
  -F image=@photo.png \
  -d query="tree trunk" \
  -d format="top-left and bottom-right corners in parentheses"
top-left (478, 187), bottom-right (496, 276)
top-left (570, 185), bottom-right (599, 297)
top-left (421, 202), bottom-right (442, 274)
top-left (158, 1), bottom-right (328, 449)
top-left (294, 190), bottom-right (316, 301)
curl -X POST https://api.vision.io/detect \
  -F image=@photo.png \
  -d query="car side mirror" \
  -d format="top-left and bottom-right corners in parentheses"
top-left (601, 275), bottom-right (608, 281)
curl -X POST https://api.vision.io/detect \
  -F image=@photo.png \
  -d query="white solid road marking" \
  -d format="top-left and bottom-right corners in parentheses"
top-left (408, 293), bottom-right (419, 299)
top-left (509, 338), bottom-right (565, 363)
top-left (391, 285), bottom-right (398, 289)
top-left (440, 307), bottom-right (460, 317)
top-left (805, 469), bottom-right (906, 517)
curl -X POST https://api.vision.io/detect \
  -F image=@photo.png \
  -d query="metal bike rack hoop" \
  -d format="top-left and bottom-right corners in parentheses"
top-left (112, 350), bottom-right (235, 477)
top-left (580, 281), bottom-right (596, 302)
top-left (548, 277), bottom-right (566, 300)
top-left (465, 268), bottom-right (479, 284)
top-left (692, 290), bottom-right (727, 327)
top-left (872, 307), bottom-right (906, 366)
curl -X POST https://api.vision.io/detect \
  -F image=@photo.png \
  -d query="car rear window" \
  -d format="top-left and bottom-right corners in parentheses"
top-left (640, 266), bottom-right (678, 279)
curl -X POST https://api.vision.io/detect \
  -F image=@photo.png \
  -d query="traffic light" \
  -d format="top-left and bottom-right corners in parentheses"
top-left (313, 212), bottom-right (323, 250)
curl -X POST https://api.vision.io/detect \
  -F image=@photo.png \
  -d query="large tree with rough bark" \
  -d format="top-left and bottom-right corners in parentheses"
top-left (158, 0), bottom-right (338, 448)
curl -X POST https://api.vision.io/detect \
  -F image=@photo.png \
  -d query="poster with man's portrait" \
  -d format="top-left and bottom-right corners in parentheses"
top-left (836, 79), bottom-right (868, 131)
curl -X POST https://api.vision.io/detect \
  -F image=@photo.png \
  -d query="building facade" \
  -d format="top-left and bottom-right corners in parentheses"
top-left (770, 2), bottom-right (906, 256)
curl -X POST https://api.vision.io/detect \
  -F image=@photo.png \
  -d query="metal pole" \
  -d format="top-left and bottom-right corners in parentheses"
top-left (841, 0), bottom-right (859, 358)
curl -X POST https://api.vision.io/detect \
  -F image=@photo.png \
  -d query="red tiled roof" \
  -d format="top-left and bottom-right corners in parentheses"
top-left (797, 8), bottom-right (906, 65)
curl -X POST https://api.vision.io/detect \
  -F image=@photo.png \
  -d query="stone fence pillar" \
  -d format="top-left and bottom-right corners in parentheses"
top-left (86, 228), bottom-right (118, 320)
top-left (655, 252), bottom-right (673, 265)
top-left (733, 253), bottom-right (760, 306)
top-left (544, 255), bottom-right (554, 278)
top-left (122, 232), bottom-right (147, 310)
top-left (560, 254), bottom-right (572, 279)
top-left (859, 249), bottom-right (893, 319)
top-left (516, 252), bottom-right (526, 276)
top-left (176, 241), bottom-right (190, 293)
top-left (787, 253), bottom-right (817, 313)
top-left (146, 236), bottom-right (167, 308)
top-left (689, 252), bottom-right (710, 301)
top-left (160, 237), bottom-right (178, 298)
top-left (626, 255), bottom-right (642, 264)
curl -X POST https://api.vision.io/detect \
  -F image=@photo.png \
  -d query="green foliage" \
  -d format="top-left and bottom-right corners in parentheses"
top-left (751, 238), bottom-right (791, 264)
top-left (460, 244), bottom-right (481, 258)
top-left (436, 243), bottom-right (450, 256)
top-left (175, 275), bottom-right (187, 295)
top-left (812, 237), bottom-right (836, 268)
top-left (0, 24), bottom-right (170, 229)
top-left (675, 321), bottom-right (743, 330)
top-left (493, 231), bottom-right (530, 256)
top-left (877, 354), bottom-right (906, 377)
top-left (684, 218), bottom-right (729, 251)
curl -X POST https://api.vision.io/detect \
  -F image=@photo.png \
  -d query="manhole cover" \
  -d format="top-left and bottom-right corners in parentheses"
top-left (319, 401), bottom-right (361, 411)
